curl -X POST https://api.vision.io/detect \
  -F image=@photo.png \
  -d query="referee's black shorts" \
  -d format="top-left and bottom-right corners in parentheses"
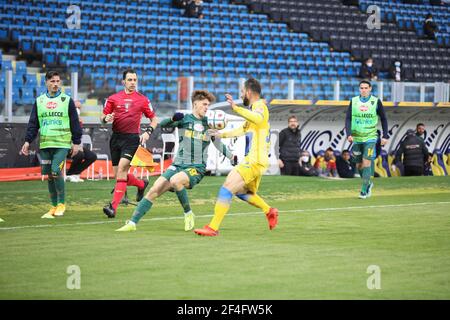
top-left (109, 132), bottom-right (140, 166)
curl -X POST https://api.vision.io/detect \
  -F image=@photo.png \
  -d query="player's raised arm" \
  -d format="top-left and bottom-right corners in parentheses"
top-left (225, 94), bottom-right (264, 125)
top-left (160, 112), bottom-right (185, 128)
top-left (216, 122), bottom-right (247, 139)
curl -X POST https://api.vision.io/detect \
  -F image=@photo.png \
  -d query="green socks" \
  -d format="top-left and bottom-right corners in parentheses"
top-left (131, 198), bottom-right (153, 224)
top-left (176, 188), bottom-right (191, 214)
top-left (47, 178), bottom-right (58, 207)
top-left (361, 166), bottom-right (372, 194)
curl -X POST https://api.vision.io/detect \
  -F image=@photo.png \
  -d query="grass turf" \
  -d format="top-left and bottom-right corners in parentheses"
top-left (0, 176), bottom-right (449, 299)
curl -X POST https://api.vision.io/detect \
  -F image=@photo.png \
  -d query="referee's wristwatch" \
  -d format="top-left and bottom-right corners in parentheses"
top-left (145, 126), bottom-right (154, 135)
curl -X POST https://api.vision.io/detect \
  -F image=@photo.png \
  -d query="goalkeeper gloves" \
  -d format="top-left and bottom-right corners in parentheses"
top-left (172, 112), bottom-right (184, 121)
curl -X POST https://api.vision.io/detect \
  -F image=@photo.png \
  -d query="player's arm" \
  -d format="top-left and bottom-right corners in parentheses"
top-left (68, 98), bottom-right (83, 157)
top-left (225, 94), bottom-right (264, 125)
top-left (376, 100), bottom-right (389, 145)
top-left (345, 101), bottom-right (352, 142)
top-left (218, 122), bottom-right (247, 138)
top-left (211, 137), bottom-right (236, 164)
top-left (160, 112), bottom-right (184, 128)
top-left (233, 106), bottom-right (265, 124)
top-left (21, 101), bottom-right (39, 155)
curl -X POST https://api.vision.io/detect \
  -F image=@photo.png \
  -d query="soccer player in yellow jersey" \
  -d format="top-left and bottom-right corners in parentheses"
top-left (194, 78), bottom-right (278, 236)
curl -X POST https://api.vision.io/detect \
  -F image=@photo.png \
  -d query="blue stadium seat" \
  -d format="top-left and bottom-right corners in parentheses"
top-left (20, 87), bottom-right (35, 105)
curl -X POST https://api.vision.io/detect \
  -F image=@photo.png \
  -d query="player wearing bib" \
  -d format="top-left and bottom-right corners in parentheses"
top-left (194, 78), bottom-right (278, 237)
top-left (21, 71), bottom-right (82, 218)
top-left (116, 90), bottom-right (236, 232)
top-left (345, 80), bottom-right (389, 199)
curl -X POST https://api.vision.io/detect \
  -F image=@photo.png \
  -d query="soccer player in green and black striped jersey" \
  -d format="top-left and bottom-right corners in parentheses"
top-left (345, 80), bottom-right (389, 199)
top-left (116, 90), bottom-right (236, 232)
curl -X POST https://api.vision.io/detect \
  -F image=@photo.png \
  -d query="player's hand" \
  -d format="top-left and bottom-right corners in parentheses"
top-left (71, 144), bottom-right (82, 157)
top-left (207, 129), bottom-right (221, 137)
top-left (278, 159), bottom-right (284, 168)
top-left (381, 138), bottom-right (388, 146)
top-left (140, 132), bottom-right (151, 145)
top-left (104, 113), bottom-right (115, 123)
top-left (231, 155), bottom-right (238, 166)
top-left (172, 112), bottom-right (184, 121)
top-left (20, 142), bottom-right (30, 156)
top-left (225, 94), bottom-right (238, 110)
top-left (347, 136), bottom-right (353, 143)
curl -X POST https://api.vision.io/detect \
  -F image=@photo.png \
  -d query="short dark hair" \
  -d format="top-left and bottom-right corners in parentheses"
top-left (244, 78), bottom-right (262, 95)
top-left (416, 123), bottom-right (425, 128)
top-left (288, 115), bottom-right (297, 122)
top-left (45, 71), bottom-right (60, 81)
top-left (326, 147), bottom-right (334, 152)
top-left (122, 68), bottom-right (137, 80)
top-left (342, 149), bottom-right (350, 154)
top-left (359, 80), bottom-right (372, 87)
top-left (192, 90), bottom-right (215, 103)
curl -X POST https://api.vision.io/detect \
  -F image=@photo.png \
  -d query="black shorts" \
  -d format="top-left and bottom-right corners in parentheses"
top-left (110, 132), bottom-right (140, 166)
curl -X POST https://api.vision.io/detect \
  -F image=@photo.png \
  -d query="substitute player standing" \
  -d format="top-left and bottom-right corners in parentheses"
top-left (21, 71), bottom-right (82, 218)
top-left (101, 68), bottom-right (158, 218)
top-left (194, 78), bottom-right (278, 237)
top-left (346, 80), bottom-right (389, 199)
top-left (115, 90), bottom-right (237, 232)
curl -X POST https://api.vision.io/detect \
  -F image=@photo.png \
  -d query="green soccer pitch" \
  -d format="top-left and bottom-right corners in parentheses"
top-left (0, 176), bottom-right (449, 299)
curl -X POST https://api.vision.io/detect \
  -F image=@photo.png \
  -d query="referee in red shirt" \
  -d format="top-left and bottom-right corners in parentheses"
top-left (101, 68), bottom-right (158, 218)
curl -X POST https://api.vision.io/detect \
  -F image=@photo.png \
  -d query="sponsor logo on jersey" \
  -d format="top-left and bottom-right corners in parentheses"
top-left (46, 101), bottom-right (58, 110)
top-left (193, 123), bottom-right (205, 132)
top-left (359, 105), bottom-right (368, 112)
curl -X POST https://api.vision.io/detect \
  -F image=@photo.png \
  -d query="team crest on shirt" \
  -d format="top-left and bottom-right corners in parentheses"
top-left (46, 101), bottom-right (58, 110)
top-left (193, 123), bottom-right (205, 132)
top-left (359, 105), bottom-right (368, 112)
top-left (61, 97), bottom-right (66, 102)
top-left (254, 106), bottom-right (264, 113)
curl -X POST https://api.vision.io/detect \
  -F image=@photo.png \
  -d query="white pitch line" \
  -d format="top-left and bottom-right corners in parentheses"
top-left (0, 201), bottom-right (449, 231)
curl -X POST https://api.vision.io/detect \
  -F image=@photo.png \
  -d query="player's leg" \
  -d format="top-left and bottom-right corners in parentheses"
top-left (116, 176), bottom-right (172, 231)
top-left (194, 168), bottom-right (246, 236)
top-left (351, 143), bottom-right (365, 197)
top-left (170, 168), bottom-right (203, 231)
top-left (235, 173), bottom-right (278, 230)
top-left (40, 149), bottom-right (58, 218)
top-left (50, 148), bottom-right (69, 216)
top-left (360, 142), bottom-right (376, 199)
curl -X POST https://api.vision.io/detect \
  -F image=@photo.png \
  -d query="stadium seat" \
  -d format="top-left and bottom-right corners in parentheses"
top-left (374, 156), bottom-right (388, 178)
top-left (433, 149), bottom-right (448, 176)
top-left (431, 152), bottom-right (445, 176)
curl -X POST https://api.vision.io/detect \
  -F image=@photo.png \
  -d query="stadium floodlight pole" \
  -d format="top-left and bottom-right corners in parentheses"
top-left (334, 80), bottom-right (340, 101)
top-left (187, 76), bottom-right (194, 111)
top-left (420, 83), bottom-right (426, 103)
top-left (288, 79), bottom-right (295, 100)
top-left (5, 70), bottom-right (13, 122)
top-left (71, 72), bottom-right (78, 101)
top-left (239, 78), bottom-right (245, 94)
top-left (378, 81), bottom-right (384, 101)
